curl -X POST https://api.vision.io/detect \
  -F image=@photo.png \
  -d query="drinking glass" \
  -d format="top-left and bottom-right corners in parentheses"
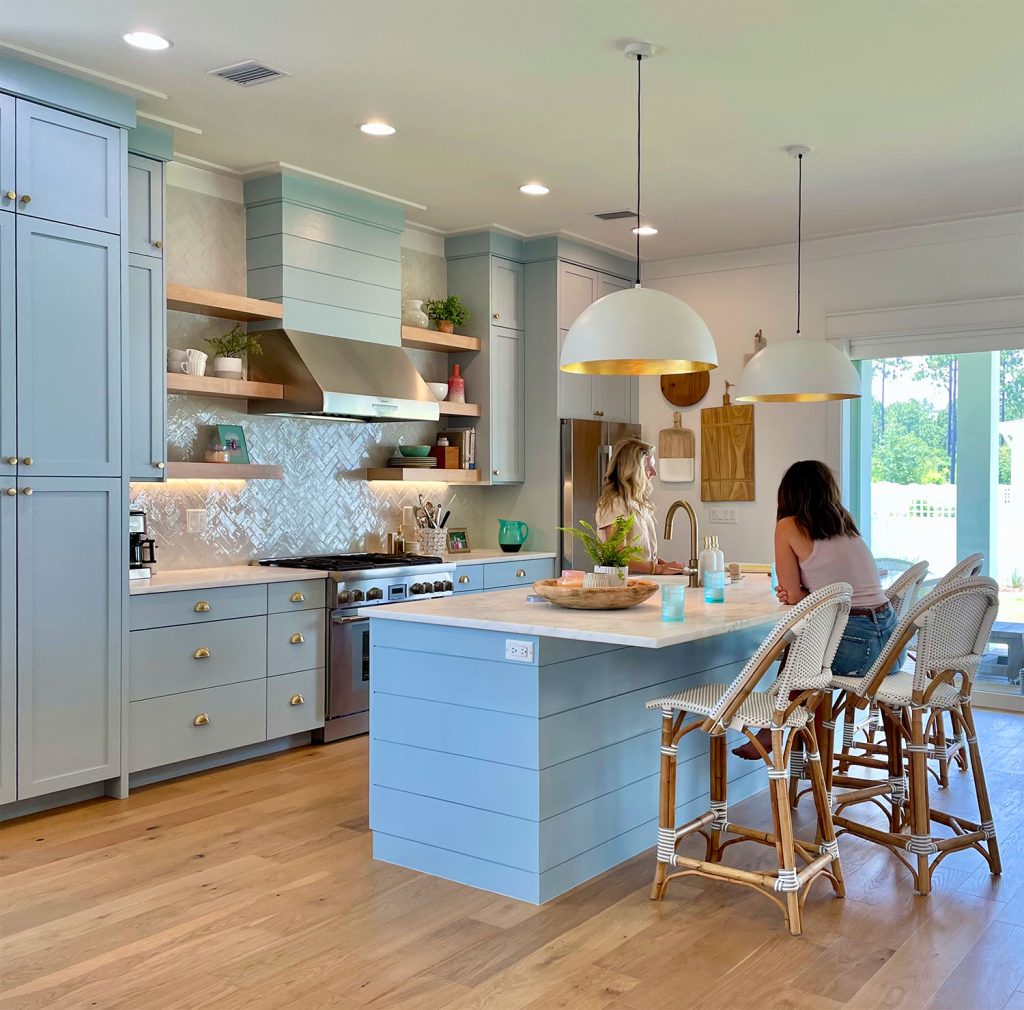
top-left (704, 570), bottom-right (726, 604)
top-left (661, 583), bottom-right (686, 622)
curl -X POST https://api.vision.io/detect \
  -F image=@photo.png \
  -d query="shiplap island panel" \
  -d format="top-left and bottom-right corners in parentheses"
top-left (366, 578), bottom-right (783, 902)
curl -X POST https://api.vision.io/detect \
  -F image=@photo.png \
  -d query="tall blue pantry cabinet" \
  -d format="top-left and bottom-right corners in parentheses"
top-left (0, 63), bottom-right (135, 807)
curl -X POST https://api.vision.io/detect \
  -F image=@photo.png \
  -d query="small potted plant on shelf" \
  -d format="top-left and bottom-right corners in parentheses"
top-left (205, 325), bottom-right (263, 381)
top-left (558, 516), bottom-right (645, 587)
top-left (424, 295), bottom-right (469, 334)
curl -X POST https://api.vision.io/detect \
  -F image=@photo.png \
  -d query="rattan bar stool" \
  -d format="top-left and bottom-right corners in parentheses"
top-left (830, 576), bottom-right (1001, 895)
top-left (646, 583), bottom-right (852, 936)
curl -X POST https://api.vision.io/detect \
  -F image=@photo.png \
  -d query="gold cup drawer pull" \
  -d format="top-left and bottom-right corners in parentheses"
top-left (289, 693), bottom-right (305, 706)
top-left (193, 712), bottom-right (210, 727)
top-left (458, 575), bottom-right (470, 584)
top-left (4, 488), bottom-right (15, 497)
top-left (193, 647), bottom-right (211, 660)
top-left (5, 457), bottom-right (16, 465)
top-left (19, 194), bottom-right (30, 205)
top-left (290, 633), bottom-right (305, 645)
top-left (194, 600), bottom-right (211, 613)
top-left (290, 591), bottom-right (305, 603)
top-left (516, 569), bottom-right (527, 578)
top-left (4, 191), bottom-right (14, 201)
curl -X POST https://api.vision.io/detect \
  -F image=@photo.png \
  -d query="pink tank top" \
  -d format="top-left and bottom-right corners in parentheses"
top-left (799, 535), bottom-right (887, 609)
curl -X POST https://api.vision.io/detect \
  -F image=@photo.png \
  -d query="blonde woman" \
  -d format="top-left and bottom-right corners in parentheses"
top-left (595, 438), bottom-right (686, 575)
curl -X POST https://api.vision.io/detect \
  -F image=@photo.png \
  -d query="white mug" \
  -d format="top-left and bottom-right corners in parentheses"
top-left (185, 349), bottom-right (208, 376)
top-left (167, 348), bottom-right (189, 373)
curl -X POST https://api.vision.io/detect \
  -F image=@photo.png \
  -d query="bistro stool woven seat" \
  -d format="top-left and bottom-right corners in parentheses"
top-left (646, 582), bottom-right (852, 936)
top-left (831, 576), bottom-right (1001, 895)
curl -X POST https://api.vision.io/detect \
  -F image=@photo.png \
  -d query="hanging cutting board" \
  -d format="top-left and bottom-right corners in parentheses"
top-left (701, 388), bottom-right (755, 501)
top-left (661, 371), bottom-right (710, 407)
top-left (658, 411), bottom-right (695, 482)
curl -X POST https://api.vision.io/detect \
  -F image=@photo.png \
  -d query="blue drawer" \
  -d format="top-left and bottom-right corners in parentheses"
top-left (267, 610), bottom-right (326, 676)
top-left (482, 558), bottom-right (556, 590)
top-left (454, 564), bottom-right (483, 593)
top-left (267, 579), bottom-right (327, 613)
top-left (130, 584), bottom-right (267, 630)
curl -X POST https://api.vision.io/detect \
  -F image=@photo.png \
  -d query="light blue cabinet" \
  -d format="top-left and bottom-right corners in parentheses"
top-left (128, 253), bottom-right (165, 480)
top-left (0, 94), bottom-right (14, 214)
top-left (17, 477), bottom-right (121, 799)
top-left (0, 476), bottom-right (15, 805)
top-left (491, 258), bottom-right (524, 329)
top-left (490, 325), bottom-right (525, 483)
top-left (16, 218), bottom-right (121, 477)
top-left (0, 212), bottom-right (13, 477)
top-left (14, 100), bottom-right (121, 234)
top-left (127, 154), bottom-right (162, 257)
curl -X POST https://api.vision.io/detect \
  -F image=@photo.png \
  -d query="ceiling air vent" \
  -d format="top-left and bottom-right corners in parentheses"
top-left (594, 210), bottom-right (637, 221)
top-left (208, 60), bottom-right (290, 87)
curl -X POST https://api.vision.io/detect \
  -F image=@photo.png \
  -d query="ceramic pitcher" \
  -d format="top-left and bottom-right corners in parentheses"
top-left (498, 519), bottom-right (529, 553)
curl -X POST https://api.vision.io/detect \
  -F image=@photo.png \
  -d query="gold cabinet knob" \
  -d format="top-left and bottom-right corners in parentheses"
top-left (193, 647), bottom-right (210, 660)
top-left (290, 633), bottom-right (304, 645)
top-left (493, 312), bottom-right (501, 320)
top-left (290, 591), bottom-right (305, 603)
top-left (4, 191), bottom-right (14, 201)
top-left (22, 457), bottom-right (32, 466)
top-left (19, 194), bottom-right (30, 204)
top-left (153, 239), bottom-right (163, 249)
top-left (4, 488), bottom-right (16, 496)
top-left (593, 410), bottom-right (604, 417)
top-left (289, 693), bottom-right (305, 706)
top-left (155, 461), bottom-right (165, 470)
top-left (21, 487), bottom-right (32, 496)
top-left (458, 574), bottom-right (470, 584)
top-left (193, 712), bottom-right (210, 727)
top-left (493, 469), bottom-right (500, 476)
top-left (5, 457), bottom-right (16, 465)
top-left (194, 600), bottom-right (210, 613)
top-left (516, 569), bottom-right (526, 578)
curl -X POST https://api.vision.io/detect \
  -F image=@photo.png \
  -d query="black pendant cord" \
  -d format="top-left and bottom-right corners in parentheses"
top-left (636, 53), bottom-right (642, 288)
top-left (796, 152), bottom-right (803, 336)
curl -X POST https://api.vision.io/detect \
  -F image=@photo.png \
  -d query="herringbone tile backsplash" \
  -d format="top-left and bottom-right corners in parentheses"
top-left (131, 184), bottom-right (484, 569)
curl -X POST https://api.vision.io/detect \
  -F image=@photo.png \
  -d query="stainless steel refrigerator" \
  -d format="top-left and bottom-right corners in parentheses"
top-left (560, 418), bottom-right (641, 572)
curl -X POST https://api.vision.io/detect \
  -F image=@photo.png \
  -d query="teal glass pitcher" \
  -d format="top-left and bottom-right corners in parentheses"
top-left (498, 519), bottom-right (529, 553)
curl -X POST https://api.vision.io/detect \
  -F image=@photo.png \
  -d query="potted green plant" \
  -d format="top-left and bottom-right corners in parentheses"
top-left (424, 295), bottom-right (469, 335)
top-left (558, 516), bottom-right (645, 587)
top-left (205, 325), bottom-right (264, 380)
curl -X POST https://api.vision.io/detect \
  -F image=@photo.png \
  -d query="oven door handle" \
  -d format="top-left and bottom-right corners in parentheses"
top-left (332, 615), bottom-right (368, 626)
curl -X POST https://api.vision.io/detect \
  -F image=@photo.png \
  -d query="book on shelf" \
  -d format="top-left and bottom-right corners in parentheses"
top-left (441, 429), bottom-right (474, 470)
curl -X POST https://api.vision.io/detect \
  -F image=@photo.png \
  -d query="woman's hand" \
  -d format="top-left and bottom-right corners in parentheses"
top-left (656, 560), bottom-right (685, 575)
top-left (775, 584), bottom-right (791, 605)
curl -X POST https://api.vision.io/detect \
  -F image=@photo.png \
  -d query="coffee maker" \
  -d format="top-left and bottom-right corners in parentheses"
top-left (129, 510), bottom-right (157, 580)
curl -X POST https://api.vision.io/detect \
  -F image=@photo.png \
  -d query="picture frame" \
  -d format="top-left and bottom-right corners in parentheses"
top-left (446, 528), bottom-right (471, 554)
top-left (215, 424), bottom-right (250, 464)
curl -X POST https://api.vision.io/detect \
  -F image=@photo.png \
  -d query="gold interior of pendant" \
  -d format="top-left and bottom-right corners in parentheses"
top-left (561, 358), bottom-right (717, 376)
top-left (734, 391), bottom-right (861, 402)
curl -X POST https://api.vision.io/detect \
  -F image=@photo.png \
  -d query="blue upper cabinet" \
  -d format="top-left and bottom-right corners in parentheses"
top-left (16, 219), bottom-right (121, 476)
top-left (127, 254), bottom-right (165, 480)
top-left (15, 100), bottom-right (122, 234)
top-left (0, 470), bottom-right (15, 806)
top-left (491, 258), bottom-right (524, 330)
top-left (0, 213), bottom-right (13, 477)
top-left (0, 94), bottom-right (14, 214)
top-left (127, 153), bottom-right (162, 257)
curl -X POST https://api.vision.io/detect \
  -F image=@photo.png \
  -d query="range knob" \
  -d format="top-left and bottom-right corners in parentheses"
top-left (443, 580), bottom-right (453, 592)
top-left (366, 587), bottom-right (383, 601)
top-left (410, 583), bottom-right (424, 595)
top-left (337, 590), bottom-right (352, 605)
top-left (351, 589), bottom-right (365, 602)
top-left (433, 580), bottom-right (446, 592)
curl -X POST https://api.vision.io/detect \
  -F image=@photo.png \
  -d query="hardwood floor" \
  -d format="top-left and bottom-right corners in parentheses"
top-left (1, 709), bottom-right (1022, 1010)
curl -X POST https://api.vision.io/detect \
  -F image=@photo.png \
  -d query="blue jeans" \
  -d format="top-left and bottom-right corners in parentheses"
top-left (832, 604), bottom-right (898, 679)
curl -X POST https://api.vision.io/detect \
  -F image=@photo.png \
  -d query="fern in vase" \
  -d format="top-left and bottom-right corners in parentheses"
top-left (558, 516), bottom-right (645, 586)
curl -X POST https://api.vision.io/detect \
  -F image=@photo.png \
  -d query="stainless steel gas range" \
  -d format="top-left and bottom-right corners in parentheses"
top-left (258, 553), bottom-right (455, 741)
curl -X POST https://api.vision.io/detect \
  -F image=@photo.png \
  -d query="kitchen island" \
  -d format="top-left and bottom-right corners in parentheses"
top-left (364, 578), bottom-right (786, 903)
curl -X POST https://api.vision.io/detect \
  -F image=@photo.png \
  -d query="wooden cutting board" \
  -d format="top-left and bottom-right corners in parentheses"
top-left (701, 389), bottom-right (755, 501)
top-left (658, 411), bottom-right (695, 482)
top-left (661, 371), bottom-right (710, 407)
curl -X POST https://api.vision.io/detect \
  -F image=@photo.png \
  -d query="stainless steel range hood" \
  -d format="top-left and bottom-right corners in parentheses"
top-left (247, 329), bottom-right (440, 422)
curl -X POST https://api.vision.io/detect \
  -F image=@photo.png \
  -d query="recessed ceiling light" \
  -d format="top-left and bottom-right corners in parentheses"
top-left (122, 31), bottom-right (172, 50)
top-left (359, 121), bottom-right (396, 136)
top-left (632, 225), bottom-right (659, 236)
top-left (519, 183), bottom-right (550, 196)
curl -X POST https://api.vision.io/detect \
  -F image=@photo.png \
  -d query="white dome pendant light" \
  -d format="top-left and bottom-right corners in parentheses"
top-left (559, 43), bottom-right (717, 377)
top-left (735, 146), bottom-right (861, 402)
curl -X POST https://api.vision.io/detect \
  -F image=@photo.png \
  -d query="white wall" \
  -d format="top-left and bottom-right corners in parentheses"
top-left (642, 212), bottom-right (1024, 565)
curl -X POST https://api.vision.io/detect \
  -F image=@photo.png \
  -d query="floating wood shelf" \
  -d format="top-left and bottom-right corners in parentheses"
top-left (167, 283), bottom-right (284, 322)
top-left (401, 325), bottom-right (481, 353)
top-left (166, 373), bottom-right (285, 401)
top-left (437, 401), bottom-right (481, 418)
top-left (165, 463), bottom-right (285, 481)
top-left (365, 468), bottom-right (483, 484)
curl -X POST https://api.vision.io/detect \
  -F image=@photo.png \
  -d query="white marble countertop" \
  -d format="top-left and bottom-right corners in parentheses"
top-left (361, 575), bottom-right (785, 648)
top-left (129, 566), bottom-right (330, 595)
top-left (448, 549), bottom-right (556, 566)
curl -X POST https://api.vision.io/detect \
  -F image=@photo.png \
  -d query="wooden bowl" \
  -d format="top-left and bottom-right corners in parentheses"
top-left (532, 579), bottom-right (658, 610)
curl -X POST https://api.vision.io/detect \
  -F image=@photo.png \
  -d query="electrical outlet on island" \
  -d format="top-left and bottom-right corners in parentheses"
top-left (505, 639), bottom-right (534, 663)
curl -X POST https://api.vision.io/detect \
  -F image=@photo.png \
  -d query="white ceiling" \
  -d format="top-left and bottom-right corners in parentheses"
top-left (2, 1), bottom-right (1022, 258)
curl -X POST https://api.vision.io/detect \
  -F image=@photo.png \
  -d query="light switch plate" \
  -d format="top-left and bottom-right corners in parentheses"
top-left (709, 507), bottom-right (738, 524)
top-left (186, 508), bottom-right (207, 533)
top-left (505, 639), bottom-right (534, 663)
